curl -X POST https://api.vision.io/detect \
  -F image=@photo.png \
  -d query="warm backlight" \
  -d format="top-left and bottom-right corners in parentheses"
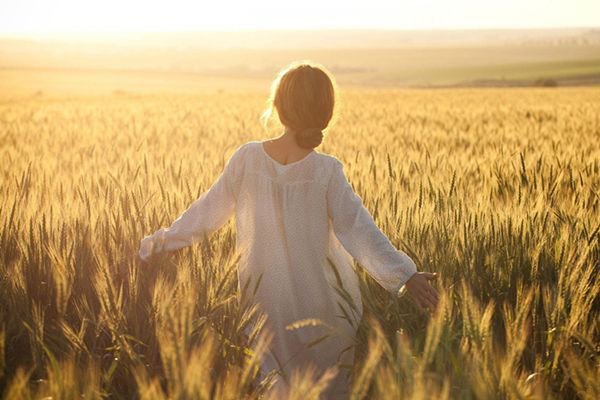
top-left (1, 0), bottom-right (599, 36)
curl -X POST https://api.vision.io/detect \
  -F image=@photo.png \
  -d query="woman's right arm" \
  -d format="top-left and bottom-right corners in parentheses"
top-left (138, 144), bottom-right (246, 262)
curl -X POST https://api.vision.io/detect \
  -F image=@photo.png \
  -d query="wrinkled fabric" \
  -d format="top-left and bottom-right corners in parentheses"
top-left (139, 140), bottom-right (417, 399)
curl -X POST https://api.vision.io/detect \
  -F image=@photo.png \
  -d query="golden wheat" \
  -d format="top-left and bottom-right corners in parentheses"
top-left (0, 87), bottom-right (599, 399)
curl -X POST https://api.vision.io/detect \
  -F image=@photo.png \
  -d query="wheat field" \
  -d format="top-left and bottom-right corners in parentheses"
top-left (0, 86), bottom-right (599, 399)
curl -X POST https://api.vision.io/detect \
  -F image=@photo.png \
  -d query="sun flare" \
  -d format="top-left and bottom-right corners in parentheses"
top-left (1, 0), bottom-right (599, 36)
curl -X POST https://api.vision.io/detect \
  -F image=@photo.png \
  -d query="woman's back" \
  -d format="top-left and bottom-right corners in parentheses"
top-left (140, 139), bottom-right (417, 398)
top-left (234, 140), bottom-right (362, 398)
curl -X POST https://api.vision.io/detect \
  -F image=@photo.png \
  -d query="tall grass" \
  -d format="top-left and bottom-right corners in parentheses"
top-left (0, 87), bottom-right (598, 399)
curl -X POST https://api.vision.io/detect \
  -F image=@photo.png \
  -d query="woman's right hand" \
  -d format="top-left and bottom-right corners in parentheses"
top-left (136, 249), bottom-right (172, 267)
top-left (136, 253), bottom-right (150, 267)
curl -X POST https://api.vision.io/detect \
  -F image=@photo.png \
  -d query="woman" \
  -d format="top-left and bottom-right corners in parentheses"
top-left (138, 61), bottom-right (439, 399)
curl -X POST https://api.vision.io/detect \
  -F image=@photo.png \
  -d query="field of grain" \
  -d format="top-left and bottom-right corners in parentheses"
top-left (0, 86), bottom-right (599, 399)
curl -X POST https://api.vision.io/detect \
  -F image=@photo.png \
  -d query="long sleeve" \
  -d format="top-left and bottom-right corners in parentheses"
top-left (326, 159), bottom-right (417, 296)
top-left (138, 145), bottom-right (245, 262)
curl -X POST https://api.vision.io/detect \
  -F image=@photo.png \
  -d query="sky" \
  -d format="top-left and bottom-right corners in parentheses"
top-left (1, 0), bottom-right (599, 35)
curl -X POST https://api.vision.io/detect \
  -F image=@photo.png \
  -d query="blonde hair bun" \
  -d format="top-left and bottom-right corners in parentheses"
top-left (296, 127), bottom-right (324, 149)
top-left (260, 60), bottom-right (337, 149)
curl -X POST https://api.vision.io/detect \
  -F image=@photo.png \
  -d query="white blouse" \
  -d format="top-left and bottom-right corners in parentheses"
top-left (138, 140), bottom-right (417, 399)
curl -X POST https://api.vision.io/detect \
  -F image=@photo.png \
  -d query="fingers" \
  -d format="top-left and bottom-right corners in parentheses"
top-left (414, 285), bottom-right (439, 312)
top-left (412, 296), bottom-right (425, 312)
top-left (424, 272), bottom-right (438, 281)
top-left (420, 291), bottom-right (437, 311)
top-left (415, 293), bottom-right (436, 313)
top-left (137, 251), bottom-right (152, 266)
top-left (426, 285), bottom-right (439, 305)
top-left (409, 285), bottom-right (432, 312)
top-left (421, 273), bottom-right (440, 309)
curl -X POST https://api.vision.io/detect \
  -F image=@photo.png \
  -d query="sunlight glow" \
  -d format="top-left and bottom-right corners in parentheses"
top-left (0, 0), bottom-right (599, 35)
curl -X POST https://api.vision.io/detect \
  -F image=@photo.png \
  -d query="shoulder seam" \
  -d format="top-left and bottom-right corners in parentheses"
top-left (321, 153), bottom-right (343, 166)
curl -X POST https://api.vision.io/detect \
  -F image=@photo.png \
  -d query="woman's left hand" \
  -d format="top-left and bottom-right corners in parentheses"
top-left (403, 272), bottom-right (439, 312)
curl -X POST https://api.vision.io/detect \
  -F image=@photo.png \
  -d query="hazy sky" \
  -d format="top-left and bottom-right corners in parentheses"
top-left (1, 0), bottom-right (599, 34)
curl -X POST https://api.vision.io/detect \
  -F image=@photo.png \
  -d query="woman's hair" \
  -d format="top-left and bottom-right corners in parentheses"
top-left (260, 60), bottom-right (338, 149)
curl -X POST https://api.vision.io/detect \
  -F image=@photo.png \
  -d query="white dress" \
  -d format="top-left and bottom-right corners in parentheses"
top-left (138, 140), bottom-right (418, 399)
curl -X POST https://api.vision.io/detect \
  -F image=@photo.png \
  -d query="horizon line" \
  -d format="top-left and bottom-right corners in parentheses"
top-left (0, 25), bottom-right (599, 38)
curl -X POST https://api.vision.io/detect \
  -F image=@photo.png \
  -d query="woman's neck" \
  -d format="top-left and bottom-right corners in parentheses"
top-left (264, 128), bottom-right (314, 164)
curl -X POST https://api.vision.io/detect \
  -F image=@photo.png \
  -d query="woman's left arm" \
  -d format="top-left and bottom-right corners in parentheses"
top-left (327, 158), bottom-right (439, 311)
top-left (138, 144), bottom-right (245, 262)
